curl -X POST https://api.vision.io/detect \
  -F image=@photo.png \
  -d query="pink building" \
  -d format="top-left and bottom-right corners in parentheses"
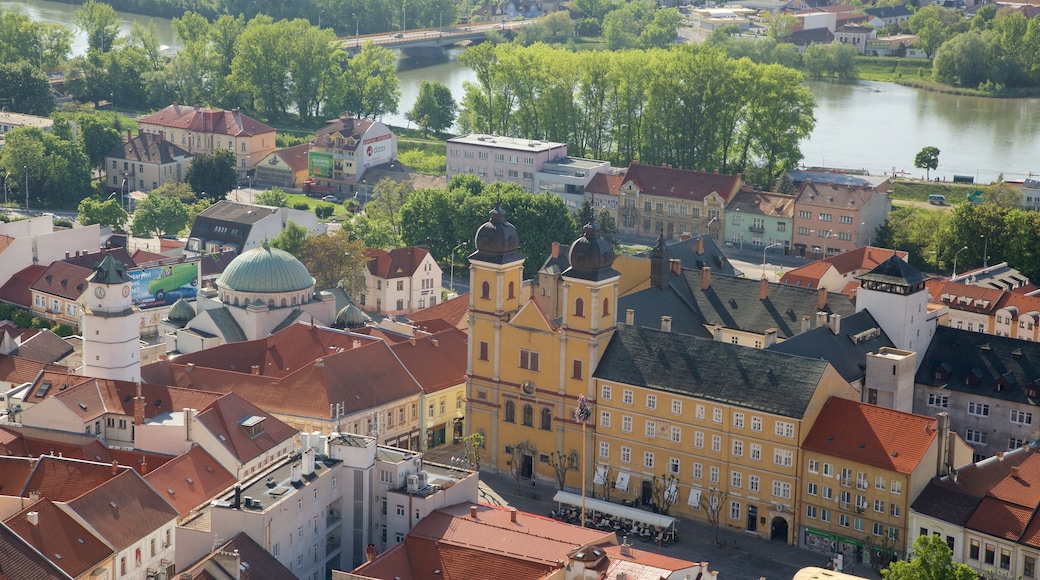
top-left (445, 134), bottom-right (567, 192)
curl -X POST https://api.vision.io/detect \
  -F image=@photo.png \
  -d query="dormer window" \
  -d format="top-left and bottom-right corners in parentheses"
top-left (933, 362), bottom-right (951, 381)
top-left (239, 415), bottom-right (266, 437)
top-left (964, 368), bottom-right (984, 388)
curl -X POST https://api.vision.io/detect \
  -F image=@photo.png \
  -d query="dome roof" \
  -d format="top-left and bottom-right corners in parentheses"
top-left (167, 297), bottom-right (196, 324)
top-left (470, 204), bottom-right (524, 265)
top-left (563, 221), bottom-right (619, 282)
top-left (336, 303), bottom-right (370, 328)
top-left (217, 241), bottom-right (315, 293)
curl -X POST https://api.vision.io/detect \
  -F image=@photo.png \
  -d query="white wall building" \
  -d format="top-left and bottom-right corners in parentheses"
top-left (0, 216), bottom-right (101, 289)
top-left (445, 134), bottom-right (568, 192)
top-left (80, 254), bottom-right (141, 382)
top-left (361, 246), bottom-right (443, 316)
top-left (185, 200), bottom-right (326, 256)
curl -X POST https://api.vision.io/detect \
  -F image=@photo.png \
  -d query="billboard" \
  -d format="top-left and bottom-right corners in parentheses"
top-left (362, 133), bottom-right (393, 166)
top-left (308, 151), bottom-right (333, 177)
top-left (127, 261), bottom-right (201, 309)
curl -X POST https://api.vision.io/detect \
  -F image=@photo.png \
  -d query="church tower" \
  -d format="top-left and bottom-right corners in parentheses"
top-left (855, 255), bottom-right (933, 366)
top-left (81, 254), bottom-right (141, 382)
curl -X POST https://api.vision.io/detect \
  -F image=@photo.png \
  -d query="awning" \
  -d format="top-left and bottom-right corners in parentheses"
top-left (552, 490), bottom-right (676, 530)
top-left (593, 466), bottom-right (607, 486)
top-left (615, 472), bottom-right (630, 492)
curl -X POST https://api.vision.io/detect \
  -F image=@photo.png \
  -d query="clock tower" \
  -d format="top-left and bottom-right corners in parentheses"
top-left (81, 254), bottom-right (140, 382)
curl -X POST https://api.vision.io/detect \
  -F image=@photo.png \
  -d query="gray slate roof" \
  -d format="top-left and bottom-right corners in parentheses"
top-left (593, 325), bottom-right (831, 418)
top-left (915, 325), bottom-right (1040, 405)
top-left (205, 307), bottom-right (247, 343)
top-left (634, 235), bottom-right (739, 277)
top-left (858, 255), bottom-right (929, 287)
top-left (767, 310), bottom-right (894, 384)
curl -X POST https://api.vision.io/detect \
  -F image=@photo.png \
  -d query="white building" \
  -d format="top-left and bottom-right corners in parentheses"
top-left (361, 246), bottom-right (442, 316)
top-left (445, 134), bottom-right (568, 192)
top-left (0, 216), bottom-right (102, 289)
top-left (80, 254), bottom-right (142, 382)
top-left (185, 200), bottom-right (325, 256)
top-left (534, 157), bottom-right (612, 210)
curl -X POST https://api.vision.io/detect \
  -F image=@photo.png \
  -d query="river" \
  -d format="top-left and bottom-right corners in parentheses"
top-left (6, 0), bottom-right (1039, 183)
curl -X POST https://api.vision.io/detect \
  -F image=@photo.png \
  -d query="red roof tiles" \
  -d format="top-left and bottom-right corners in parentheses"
top-left (366, 245), bottom-right (431, 279)
top-left (4, 498), bottom-right (113, 578)
top-left (623, 162), bottom-right (742, 203)
top-left (139, 104), bottom-right (275, 137)
top-left (66, 470), bottom-right (179, 550)
top-left (0, 264), bottom-right (46, 307)
top-left (390, 329), bottom-right (468, 394)
top-left (144, 446), bottom-right (236, 518)
top-left (193, 393), bottom-right (297, 464)
top-left (408, 292), bottom-right (469, 328)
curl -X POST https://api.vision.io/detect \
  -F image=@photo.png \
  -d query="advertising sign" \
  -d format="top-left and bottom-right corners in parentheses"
top-left (362, 133), bottom-right (393, 166)
top-left (308, 151), bottom-right (334, 177)
top-left (127, 261), bottom-right (201, 309)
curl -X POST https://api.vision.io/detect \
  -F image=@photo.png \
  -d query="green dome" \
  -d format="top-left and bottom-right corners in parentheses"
top-left (336, 303), bottom-right (370, 328)
top-left (217, 242), bottom-right (315, 294)
top-left (168, 297), bottom-right (196, 323)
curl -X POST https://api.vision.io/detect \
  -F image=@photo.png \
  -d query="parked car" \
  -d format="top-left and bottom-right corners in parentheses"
top-left (322, 195), bottom-right (341, 203)
top-left (148, 262), bottom-right (198, 301)
top-left (394, 33), bottom-right (404, 38)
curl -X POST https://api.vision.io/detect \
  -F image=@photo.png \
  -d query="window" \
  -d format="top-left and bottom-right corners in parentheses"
top-left (671, 426), bottom-right (681, 443)
top-left (822, 487), bottom-right (833, 500)
top-left (890, 503), bottom-right (901, 517)
top-left (397, 504), bottom-right (405, 517)
top-left (733, 412), bottom-right (744, 429)
top-left (622, 416), bottom-right (632, 433)
top-left (574, 297), bottom-right (584, 317)
top-left (623, 390), bottom-right (634, 405)
top-left (750, 443), bottom-right (761, 461)
top-left (874, 499), bottom-right (885, 513)
top-left (479, 341), bottom-right (489, 360)
top-left (711, 435), bottom-right (721, 452)
top-left (798, 210), bottom-right (811, 219)
top-left (891, 480), bottom-right (902, 494)
top-left (713, 408), bottom-right (722, 423)
top-left (968, 401), bottom-right (990, 416)
top-left (1024, 555), bottom-right (1035, 578)
top-left (519, 349), bottom-right (540, 371)
top-left (572, 360), bottom-right (582, 380)
top-left (969, 539), bottom-right (980, 560)
top-left (1012, 410), bottom-right (1033, 424)
top-left (806, 505), bottom-right (817, 519)
top-left (1011, 437), bottom-right (1026, 450)
top-left (727, 500), bottom-right (741, 521)
top-left (671, 399), bottom-right (682, 415)
top-left (645, 420), bottom-right (656, 438)
top-left (504, 401), bottom-right (516, 423)
top-left (668, 456), bottom-right (680, 474)
top-left (777, 222), bottom-right (787, 232)
top-left (855, 518), bottom-right (864, 532)
top-left (772, 481), bottom-right (791, 499)
top-left (694, 462), bottom-right (703, 480)
top-left (396, 280), bottom-right (404, 291)
top-left (965, 429), bottom-right (988, 445)
top-left (873, 522), bottom-right (884, 536)
top-left (732, 440), bottom-right (743, 457)
top-left (731, 470), bottom-right (742, 488)
top-left (696, 405), bottom-right (705, 420)
top-left (774, 449), bottom-right (793, 467)
top-left (839, 514), bottom-right (850, 528)
top-left (599, 441), bottom-right (610, 458)
top-left (646, 394), bottom-right (657, 410)
top-left (601, 385), bottom-right (612, 400)
top-left (821, 509), bottom-right (831, 523)
top-left (875, 475), bottom-right (886, 490)
top-left (749, 475), bottom-right (760, 492)
top-left (857, 472), bottom-right (868, 490)
top-left (694, 432), bottom-right (704, 448)
top-left (643, 451), bottom-right (654, 469)
top-left (709, 466), bottom-right (720, 483)
top-left (775, 421), bottom-right (794, 438)
top-left (1001, 548), bottom-right (1012, 570)
top-left (807, 482), bottom-right (818, 496)
top-left (620, 446), bottom-right (631, 463)
top-left (840, 467), bottom-right (852, 486)
top-left (600, 411), bottom-right (611, 428)
top-left (522, 404), bottom-right (534, 427)
top-left (508, 170), bottom-right (518, 178)
top-left (480, 281), bottom-right (490, 299)
top-left (839, 491), bottom-right (851, 507)
top-left (751, 416), bottom-right (762, 432)
top-left (808, 459), bottom-right (819, 474)
top-left (985, 544), bottom-right (996, 566)
top-left (819, 213), bottom-right (832, 221)
top-left (540, 408), bottom-right (552, 430)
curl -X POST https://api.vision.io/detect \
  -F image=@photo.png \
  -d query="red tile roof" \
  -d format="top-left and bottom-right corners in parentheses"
top-left (131, 248), bottom-right (169, 266)
top-left (986, 452), bottom-right (1040, 507)
top-left (389, 329), bottom-right (468, 394)
top-left (0, 455), bottom-right (33, 495)
top-left (802, 397), bottom-right (938, 474)
top-left (0, 264), bottom-right (46, 307)
top-left (193, 393), bottom-right (297, 464)
top-left (727, 188), bottom-right (796, 218)
top-left (275, 143), bottom-right (311, 173)
top-left (139, 104), bottom-right (275, 137)
top-left (779, 261), bottom-right (833, 289)
top-left (0, 355), bottom-right (69, 389)
top-left (623, 162), bottom-right (742, 203)
top-left (824, 246), bottom-right (908, 276)
top-left (144, 446), bottom-right (236, 518)
top-left (48, 378), bottom-right (221, 423)
top-left (21, 455), bottom-right (128, 502)
top-left (966, 496), bottom-right (1034, 541)
top-left (181, 532), bottom-right (297, 580)
top-left (0, 521), bottom-right (71, 579)
top-left (586, 172), bottom-right (625, 198)
top-left (927, 279), bottom-right (1006, 314)
top-left (408, 292), bottom-right (469, 328)
top-left (366, 245), bottom-right (431, 279)
top-left (66, 469), bottom-right (179, 550)
top-left (4, 498), bottom-right (113, 578)
top-left (30, 261), bottom-right (91, 301)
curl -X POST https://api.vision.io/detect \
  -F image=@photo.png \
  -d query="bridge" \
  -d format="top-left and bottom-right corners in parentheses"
top-left (336, 20), bottom-right (531, 55)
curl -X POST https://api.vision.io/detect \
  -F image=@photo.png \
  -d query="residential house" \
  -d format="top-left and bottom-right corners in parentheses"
top-left (910, 446), bottom-right (1040, 578)
top-left (0, 215), bottom-right (102, 293)
top-left (867, 34), bottom-right (927, 58)
top-left (1010, 178), bottom-right (1040, 211)
top-left (105, 130), bottom-right (193, 193)
top-left (178, 533), bottom-right (295, 580)
top-left (792, 181), bottom-right (890, 258)
top-left (789, 27), bottom-right (836, 52)
top-left (725, 187), bottom-right (796, 254)
top-left (3, 497), bottom-right (116, 578)
top-left (0, 517), bottom-right (81, 578)
top-left (389, 330), bottom-right (468, 450)
top-left (616, 162), bottom-right (742, 241)
top-left (310, 116), bottom-right (397, 195)
top-left (185, 200), bottom-right (325, 255)
top-left (584, 168), bottom-right (625, 224)
top-left (798, 398), bottom-right (971, 565)
top-left (925, 278), bottom-right (1040, 340)
top-left (864, 5), bottom-right (913, 28)
top-left (533, 156), bottom-right (612, 210)
top-left (361, 245), bottom-right (442, 316)
top-left (28, 248), bottom-right (135, 328)
top-left (0, 111), bottom-right (53, 149)
top-left (781, 247), bottom-right (910, 294)
top-left (137, 104), bottom-right (276, 180)
top-left (407, 292), bottom-right (470, 331)
top-left (142, 445), bottom-right (237, 521)
top-left (835, 24), bottom-right (878, 54)
top-left (952, 262), bottom-right (1034, 293)
top-left (253, 142), bottom-right (310, 189)
top-left (445, 134), bottom-right (568, 192)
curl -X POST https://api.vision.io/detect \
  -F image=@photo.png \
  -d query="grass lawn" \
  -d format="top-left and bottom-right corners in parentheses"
top-left (855, 57), bottom-right (933, 83)
top-left (283, 192), bottom-right (352, 219)
top-left (888, 179), bottom-right (983, 204)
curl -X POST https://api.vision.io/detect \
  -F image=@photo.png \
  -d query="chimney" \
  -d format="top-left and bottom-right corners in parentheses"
top-left (409, 337), bottom-right (416, 346)
top-left (133, 382), bottom-right (145, 426)
top-left (1012, 465), bottom-right (1021, 477)
top-left (251, 365), bottom-right (260, 375)
top-left (111, 460), bottom-right (119, 474)
top-left (759, 277), bottom-right (769, 301)
top-left (470, 505), bottom-right (478, 519)
top-left (712, 324), bottom-right (723, 342)
top-left (213, 550), bottom-right (241, 580)
top-left (620, 538), bottom-right (632, 557)
top-left (303, 447), bottom-right (316, 476)
top-left (816, 311), bottom-right (829, 329)
top-left (829, 313), bottom-right (841, 335)
top-left (661, 316), bottom-right (672, 333)
top-left (140, 458), bottom-right (148, 475)
top-left (625, 309), bottom-right (634, 325)
top-left (680, 233), bottom-right (691, 242)
top-left (801, 315), bottom-right (811, 334)
top-left (936, 412), bottom-right (951, 477)
top-left (65, 251), bottom-right (69, 259)
top-left (184, 408), bottom-right (195, 441)
top-left (431, 339), bottom-right (439, 347)
top-left (510, 508), bottom-right (518, 523)
top-left (127, 129), bottom-right (132, 142)
top-left (291, 463), bottom-right (302, 484)
top-left (551, 242), bottom-right (560, 258)
top-left (27, 511), bottom-right (39, 526)
top-left (696, 236), bottom-right (704, 255)
top-left (233, 484), bottom-right (242, 509)
top-left (764, 328), bottom-right (778, 348)
top-left (29, 490), bottom-right (41, 501)
top-left (817, 286), bottom-right (827, 310)
top-left (700, 266), bottom-right (712, 291)
top-left (365, 544), bottom-right (377, 563)
top-left (669, 258), bottom-right (682, 276)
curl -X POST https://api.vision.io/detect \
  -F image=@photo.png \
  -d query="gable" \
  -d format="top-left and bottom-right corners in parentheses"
top-left (509, 300), bottom-right (557, 333)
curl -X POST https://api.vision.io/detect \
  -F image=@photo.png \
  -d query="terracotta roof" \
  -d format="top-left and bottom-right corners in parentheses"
top-left (4, 498), bottom-right (112, 578)
top-left (66, 469), bottom-right (178, 550)
top-left (623, 162), bottom-right (742, 203)
top-left (180, 532), bottom-right (298, 580)
top-left (109, 132), bottom-right (191, 164)
top-left (0, 355), bottom-right (72, 391)
top-left (389, 329), bottom-right (467, 394)
top-left (408, 292), bottom-right (469, 327)
top-left (48, 378), bottom-right (221, 423)
top-left (966, 496), bottom-right (1034, 541)
top-left (15, 435), bottom-right (174, 476)
top-left (0, 455), bottom-right (33, 494)
top-left (144, 446), bottom-right (236, 517)
top-left (20, 455), bottom-right (128, 502)
top-left (193, 393), bottom-right (297, 464)
top-left (802, 397), bottom-right (937, 474)
top-left (0, 264), bottom-right (46, 307)
top-left (274, 143), bottom-right (311, 173)
top-left (927, 279), bottom-right (1007, 314)
top-left (987, 452), bottom-right (1040, 507)
top-left (139, 104), bottom-right (275, 136)
top-left (28, 262), bottom-right (90, 301)
top-left (599, 543), bottom-right (697, 574)
top-left (366, 245), bottom-right (431, 279)
top-left (314, 117), bottom-right (375, 150)
top-left (586, 171), bottom-right (624, 198)
top-left (130, 248), bottom-right (169, 266)
top-left (779, 261), bottom-right (834, 289)
top-left (0, 521), bottom-right (71, 579)
top-left (824, 246), bottom-right (908, 275)
top-left (796, 181), bottom-right (882, 209)
top-left (727, 188), bottom-right (796, 218)
top-left (15, 331), bottom-right (73, 364)
top-left (60, 248), bottom-right (134, 270)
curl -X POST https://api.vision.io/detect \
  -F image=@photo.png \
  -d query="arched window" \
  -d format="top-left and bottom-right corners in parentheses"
top-left (504, 400), bottom-right (516, 423)
top-left (508, 281), bottom-right (515, 299)
top-left (280, 298), bottom-right (287, 307)
top-left (540, 408), bottom-right (552, 430)
top-left (268, 299), bottom-right (275, 307)
top-left (234, 297), bottom-right (239, 306)
top-left (574, 298), bottom-right (585, 318)
top-left (243, 298), bottom-right (249, 306)
top-left (481, 281), bottom-right (490, 300)
top-left (603, 298), bottom-right (610, 316)
top-left (292, 295), bottom-right (298, 306)
top-left (522, 404), bottom-right (534, 427)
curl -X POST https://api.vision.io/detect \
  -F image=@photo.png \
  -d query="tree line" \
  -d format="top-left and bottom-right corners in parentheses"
top-left (456, 42), bottom-right (816, 186)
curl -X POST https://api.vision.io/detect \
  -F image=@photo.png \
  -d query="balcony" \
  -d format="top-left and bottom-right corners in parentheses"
top-left (748, 224), bottom-right (765, 233)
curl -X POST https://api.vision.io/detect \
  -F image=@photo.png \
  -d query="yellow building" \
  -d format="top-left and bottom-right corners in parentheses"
top-left (798, 397), bottom-right (972, 566)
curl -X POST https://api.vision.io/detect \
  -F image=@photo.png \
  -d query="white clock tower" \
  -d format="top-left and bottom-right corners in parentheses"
top-left (81, 254), bottom-right (140, 382)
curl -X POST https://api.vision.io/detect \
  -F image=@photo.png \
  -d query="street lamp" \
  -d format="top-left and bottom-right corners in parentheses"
top-left (953, 245), bottom-right (969, 279)
top-left (318, 8), bottom-right (324, 29)
top-left (123, 172), bottom-right (130, 214)
top-left (23, 165), bottom-right (28, 211)
top-left (1, 170), bottom-right (9, 206)
top-left (981, 234), bottom-right (988, 268)
top-left (353, 13), bottom-right (360, 47)
top-left (762, 241), bottom-right (782, 271)
top-left (706, 216), bottom-right (718, 240)
top-left (449, 241), bottom-right (467, 293)
top-left (822, 229), bottom-right (833, 258)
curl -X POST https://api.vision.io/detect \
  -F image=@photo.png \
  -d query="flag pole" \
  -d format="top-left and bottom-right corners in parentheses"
top-left (574, 394), bottom-right (591, 527)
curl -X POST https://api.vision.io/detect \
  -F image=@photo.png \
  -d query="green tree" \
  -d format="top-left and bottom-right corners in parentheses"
top-left (78, 114), bottom-right (123, 174)
top-left (367, 178), bottom-right (413, 236)
top-left (546, 450), bottom-right (577, 491)
top-left (406, 81), bottom-right (457, 136)
top-left (0, 61), bottom-right (54, 116)
top-left (51, 323), bottom-right (74, 338)
top-left (0, 125), bottom-right (90, 208)
top-left (543, 11), bottom-right (575, 38)
top-left (932, 31), bottom-right (990, 88)
top-left (255, 188), bottom-right (290, 207)
top-left (230, 16), bottom-right (290, 117)
top-left (909, 4), bottom-right (968, 59)
top-left (763, 11), bottom-right (799, 42)
top-left (338, 43), bottom-right (400, 120)
top-left (151, 181), bottom-right (198, 204)
top-left (185, 149), bottom-right (237, 201)
top-left (73, 0), bottom-right (120, 53)
top-left (344, 213), bottom-right (400, 249)
top-left (915, 146), bottom-right (941, 179)
top-left (314, 202), bottom-right (335, 219)
top-left (640, 9), bottom-right (682, 49)
top-left (77, 197), bottom-right (128, 228)
top-left (300, 229), bottom-right (368, 292)
top-left (131, 193), bottom-right (191, 238)
top-left (883, 534), bottom-right (976, 579)
top-left (270, 219), bottom-right (308, 257)
top-left (985, 181), bottom-right (1023, 207)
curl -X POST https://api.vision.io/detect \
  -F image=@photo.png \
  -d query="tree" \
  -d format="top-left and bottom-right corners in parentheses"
top-left (0, 125), bottom-right (90, 209)
top-left (698, 487), bottom-right (728, 546)
top-left (459, 431), bottom-right (485, 470)
top-left (367, 178), bottom-right (413, 236)
top-left (255, 188), bottom-right (290, 207)
top-left (0, 61), bottom-right (54, 116)
top-left (51, 323), bottom-right (74, 338)
top-left (866, 532), bottom-right (900, 573)
top-left (543, 11), bottom-right (575, 38)
top-left (151, 181), bottom-right (198, 204)
top-left (985, 181), bottom-right (1023, 207)
top-left (547, 450), bottom-right (577, 492)
top-left (596, 464), bottom-right (617, 503)
top-left (299, 229), bottom-right (367, 292)
top-left (314, 202), bottom-right (335, 219)
top-left (339, 43), bottom-right (401, 119)
top-left (777, 172), bottom-right (795, 194)
top-left (915, 146), bottom-right (941, 180)
top-left (185, 149), bottom-right (237, 201)
top-left (77, 197), bottom-right (127, 229)
top-left (507, 439), bottom-right (536, 494)
top-left (406, 81), bottom-right (457, 136)
top-left (73, 0), bottom-right (120, 53)
top-left (909, 5), bottom-right (968, 59)
top-left (932, 31), bottom-right (990, 88)
top-left (763, 11), bottom-right (799, 42)
top-left (78, 114), bottom-right (123, 174)
top-left (882, 534), bottom-right (980, 579)
top-left (270, 219), bottom-right (308, 257)
top-left (131, 193), bottom-right (190, 238)
top-left (650, 473), bottom-right (679, 515)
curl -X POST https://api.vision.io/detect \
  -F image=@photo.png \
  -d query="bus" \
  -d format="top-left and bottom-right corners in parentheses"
top-left (928, 194), bottom-right (946, 205)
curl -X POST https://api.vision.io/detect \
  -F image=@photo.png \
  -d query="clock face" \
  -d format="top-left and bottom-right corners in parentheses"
top-left (122, 285), bottom-right (131, 298)
top-left (94, 286), bottom-right (106, 299)
top-left (521, 380), bottom-right (536, 395)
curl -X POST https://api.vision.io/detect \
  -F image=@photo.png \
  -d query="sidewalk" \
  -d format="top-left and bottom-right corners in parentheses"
top-left (422, 445), bottom-right (881, 579)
